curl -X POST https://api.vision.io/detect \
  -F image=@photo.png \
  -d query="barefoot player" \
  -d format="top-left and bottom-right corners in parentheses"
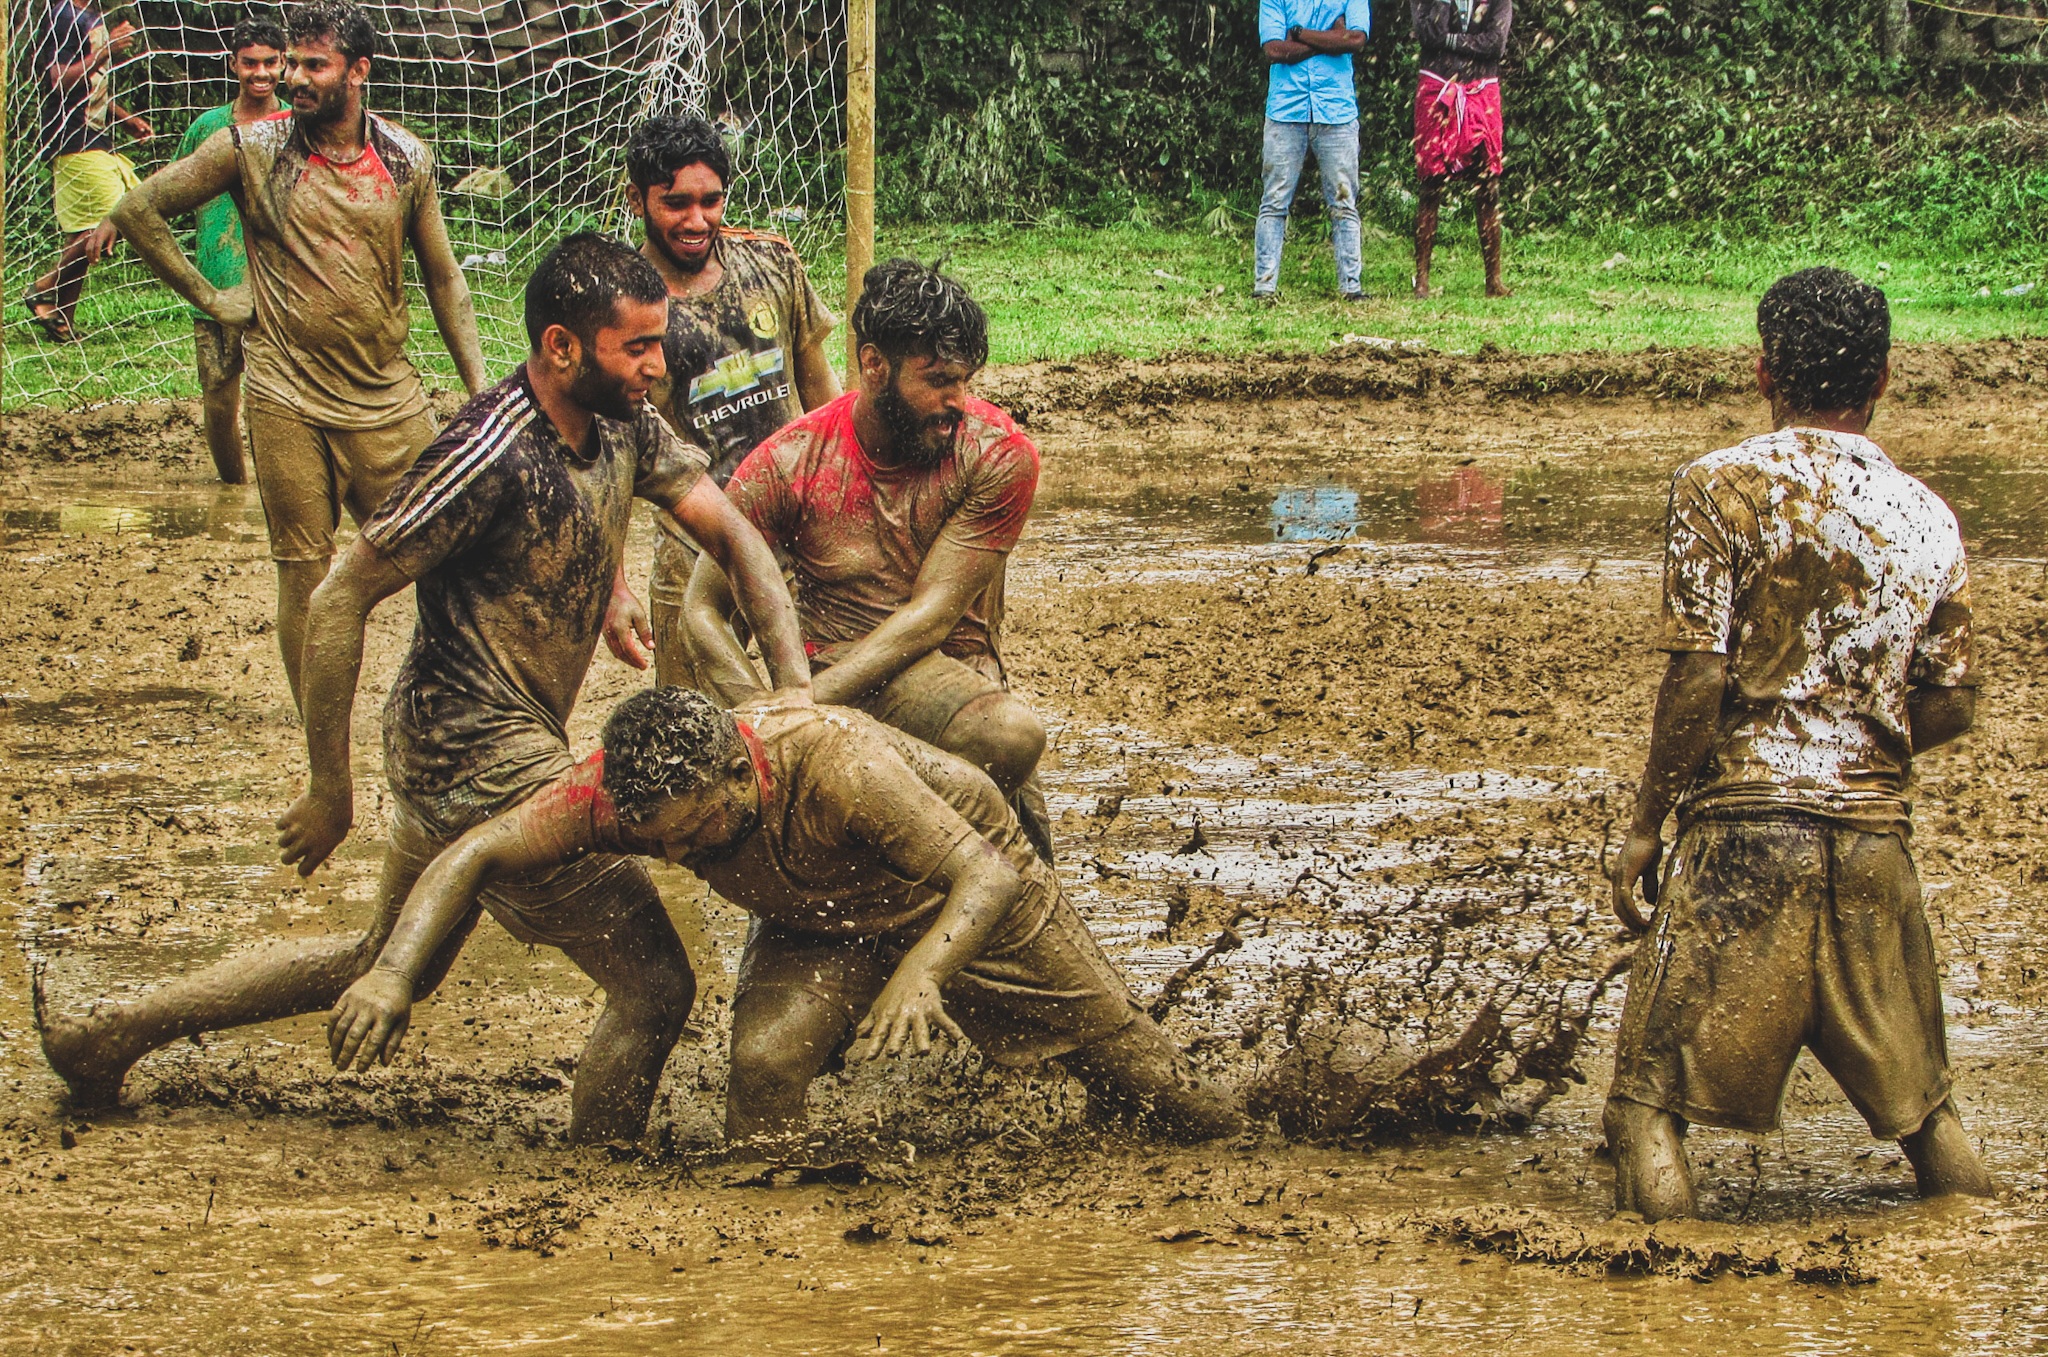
top-left (168, 18), bottom-right (288, 484)
top-left (685, 259), bottom-right (1057, 861)
top-left (40, 234), bottom-right (810, 1145)
top-left (112, 0), bottom-right (488, 711)
top-left (623, 112), bottom-right (839, 687)
top-left (327, 687), bottom-right (1243, 1151)
top-left (1410, 0), bottom-right (1512, 299)
top-left (1606, 268), bottom-right (1995, 1219)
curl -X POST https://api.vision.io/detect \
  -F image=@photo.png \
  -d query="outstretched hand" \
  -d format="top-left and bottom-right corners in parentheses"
top-left (602, 577), bottom-right (652, 670)
top-left (329, 967), bottom-right (414, 1071)
top-left (846, 967), bottom-right (964, 1061)
top-left (278, 784), bottom-right (352, 877)
top-left (1610, 828), bottom-right (1664, 935)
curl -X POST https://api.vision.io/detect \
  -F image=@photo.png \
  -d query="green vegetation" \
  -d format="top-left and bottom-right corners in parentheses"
top-left (7, 215), bottom-right (2041, 409)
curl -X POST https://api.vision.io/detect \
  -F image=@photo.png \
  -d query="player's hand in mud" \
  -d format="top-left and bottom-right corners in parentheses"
top-left (602, 577), bottom-right (652, 670)
top-left (847, 968), bottom-right (964, 1061)
top-left (209, 284), bottom-right (254, 329)
top-left (328, 967), bottom-right (414, 1070)
top-left (278, 785), bottom-right (352, 876)
top-left (1611, 828), bottom-right (1663, 935)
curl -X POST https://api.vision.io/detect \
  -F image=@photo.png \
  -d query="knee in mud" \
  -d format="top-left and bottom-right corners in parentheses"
top-left (949, 695), bottom-right (1046, 790)
top-left (729, 1024), bottom-right (826, 1106)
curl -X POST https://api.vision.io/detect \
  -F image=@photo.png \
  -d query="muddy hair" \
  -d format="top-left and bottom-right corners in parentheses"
top-left (601, 687), bottom-right (744, 824)
top-left (286, 0), bottom-right (376, 63)
top-left (625, 113), bottom-right (731, 193)
top-left (853, 258), bottom-right (989, 368)
top-left (230, 17), bottom-right (287, 55)
top-left (1757, 267), bottom-right (1891, 414)
top-left (523, 231), bottom-right (669, 349)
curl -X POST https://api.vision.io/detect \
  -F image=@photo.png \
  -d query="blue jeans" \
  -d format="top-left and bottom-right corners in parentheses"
top-left (1254, 117), bottom-right (1363, 296)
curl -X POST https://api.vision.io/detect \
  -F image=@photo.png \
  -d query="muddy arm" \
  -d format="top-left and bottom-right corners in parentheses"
top-left (1611, 650), bottom-right (1727, 932)
top-left (679, 556), bottom-right (769, 707)
top-left (669, 477), bottom-right (811, 695)
top-left (276, 540), bottom-right (414, 876)
top-left (809, 540), bottom-right (1002, 708)
top-left (408, 178), bottom-right (488, 396)
top-left (846, 838), bottom-right (1022, 1061)
top-left (1908, 685), bottom-right (1975, 753)
top-left (793, 334), bottom-right (842, 411)
top-left (109, 130), bottom-right (247, 323)
top-left (329, 808), bottom-right (574, 1070)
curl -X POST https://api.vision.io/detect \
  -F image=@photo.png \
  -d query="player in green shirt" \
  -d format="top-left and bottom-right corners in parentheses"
top-left (172, 18), bottom-right (287, 483)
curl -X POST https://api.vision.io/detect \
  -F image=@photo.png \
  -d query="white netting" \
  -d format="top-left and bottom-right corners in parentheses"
top-left (4, 0), bottom-right (845, 409)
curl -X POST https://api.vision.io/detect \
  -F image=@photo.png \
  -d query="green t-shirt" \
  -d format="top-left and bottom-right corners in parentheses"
top-left (176, 100), bottom-right (284, 320)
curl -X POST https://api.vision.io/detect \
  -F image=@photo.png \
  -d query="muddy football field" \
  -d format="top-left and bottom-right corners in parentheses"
top-left (4, 346), bottom-right (2047, 1352)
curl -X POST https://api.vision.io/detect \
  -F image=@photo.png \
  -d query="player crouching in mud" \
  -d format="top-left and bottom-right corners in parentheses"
top-left (329, 687), bottom-right (1244, 1153)
top-left (1605, 267), bottom-right (1996, 1220)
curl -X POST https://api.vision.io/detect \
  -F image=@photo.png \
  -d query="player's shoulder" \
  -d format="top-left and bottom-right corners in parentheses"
top-left (233, 110), bottom-right (294, 151)
top-left (961, 398), bottom-right (1040, 472)
top-left (747, 392), bottom-right (854, 473)
top-left (366, 112), bottom-right (433, 180)
top-left (719, 227), bottom-right (801, 267)
top-left (184, 103), bottom-right (236, 143)
top-left (424, 370), bottom-right (543, 471)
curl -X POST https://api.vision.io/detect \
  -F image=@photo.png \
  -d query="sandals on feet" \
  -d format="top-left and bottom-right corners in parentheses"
top-left (23, 290), bottom-right (78, 344)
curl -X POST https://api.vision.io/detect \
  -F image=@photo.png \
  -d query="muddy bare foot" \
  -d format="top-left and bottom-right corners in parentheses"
top-left (1486, 282), bottom-right (1515, 298)
top-left (37, 1009), bottom-right (140, 1108)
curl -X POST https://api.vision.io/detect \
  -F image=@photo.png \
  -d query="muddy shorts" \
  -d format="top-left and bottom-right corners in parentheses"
top-left (734, 880), bottom-right (1141, 1067)
top-left (246, 404), bottom-right (438, 562)
top-left (51, 150), bottom-right (139, 233)
top-left (388, 759), bottom-right (663, 952)
top-left (192, 319), bottom-right (244, 393)
top-left (1608, 814), bottom-right (1951, 1139)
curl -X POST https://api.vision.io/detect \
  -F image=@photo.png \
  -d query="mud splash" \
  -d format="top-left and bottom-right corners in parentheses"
top-left (6, 385), bottom-right (2048, 1350)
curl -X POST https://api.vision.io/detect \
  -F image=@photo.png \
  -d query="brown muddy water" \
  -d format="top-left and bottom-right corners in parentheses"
top-left (4, 390), bottom-right (2048, 1353)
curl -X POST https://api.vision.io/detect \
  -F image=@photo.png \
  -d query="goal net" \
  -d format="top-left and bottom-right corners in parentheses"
top-left (3, 0), bottom-right (845, 410)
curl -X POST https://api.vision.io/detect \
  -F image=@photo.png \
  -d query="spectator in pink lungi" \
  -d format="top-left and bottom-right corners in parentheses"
top-left (1411, 0), bottom-right (1511, 299)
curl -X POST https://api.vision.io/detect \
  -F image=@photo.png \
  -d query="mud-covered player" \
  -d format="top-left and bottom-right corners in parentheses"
top-left (112, 0), bottom-right (488, 710)
top-left (620, 112), bottom-right (840, 687)
top-left (685, 259), bottom-right (1057, 860)
top-left (328, 686), bottom-right (1243, 1150)
top-left (1607, 267), bottom-right (1996, 1219)
top-left (40, 235), bottom-right (810, 1144)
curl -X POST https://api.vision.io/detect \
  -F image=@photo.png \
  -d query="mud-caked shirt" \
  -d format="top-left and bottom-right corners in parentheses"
top-left (229, 110), bottom-right (437, 429)
top-left (363, 367), bottom-right (708, 807)
top-left (646, 229), bottom-right (835, 602)
top-left (723, 393), bottom-right (1038, 662)
top-left (1658, 427), bottom-right (1972, 832)
top-left (528, 703), bottom-right (1056, 944)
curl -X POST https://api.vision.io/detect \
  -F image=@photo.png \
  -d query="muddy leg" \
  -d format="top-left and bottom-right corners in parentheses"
top-left (557, 907), bottom-right (695, 1144)
top-left (39, 841), bottom-right (436, 1107)
top-left (31, 232), bottom-right (94, 332)
top-left (1412, 177), bottom-right (1444, 298)
top-left (1058, 1014), bottom-right (1243, 1143)
top-left (726, 985), bottom-right (849, 1152)
top-left (194, 324), bottom-right (249, 485)
top-left (1476, 174), bottom-right (1512, 298)
top-left (1900, 1097), bottom-right (1996, 1199)
top-left (935, 691), bottom-right (1045, 799)
top-left (1603, 1095), bottom-right (1696, 1220)
top-left (275, 557), bottom-right (330, 713)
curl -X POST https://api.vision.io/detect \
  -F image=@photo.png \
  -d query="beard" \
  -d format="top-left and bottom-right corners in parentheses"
top-left (288, 77), bottom-right (351, 130)
top-left (567, 353), bottom-right (641, 423)
top-left (647, 224), bottom-right (713, 276)
top-left (874, 370), bottom-right (960, 467)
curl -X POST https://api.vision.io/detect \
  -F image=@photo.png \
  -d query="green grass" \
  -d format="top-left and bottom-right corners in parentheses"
top-left (7, 216), bottom-right (2045, 410)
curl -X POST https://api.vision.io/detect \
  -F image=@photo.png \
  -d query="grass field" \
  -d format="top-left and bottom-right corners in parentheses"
top-left (6, 214), bottom-right (2044, 409)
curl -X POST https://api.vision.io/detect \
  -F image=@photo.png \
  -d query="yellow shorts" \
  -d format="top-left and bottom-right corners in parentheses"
top-left (52, 150), bottom-right (139, 234)
top-left (246, 404), bottom-right (437, 562)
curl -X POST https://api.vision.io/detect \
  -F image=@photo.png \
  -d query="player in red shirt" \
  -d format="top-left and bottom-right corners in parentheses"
top-left (685, 259), bottom-right (1056, 860)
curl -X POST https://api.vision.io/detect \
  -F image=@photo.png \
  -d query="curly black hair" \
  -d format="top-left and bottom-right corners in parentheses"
top-left (287, 0), bottom-right (376, 64)
top-left (852, 258), bottom-right (989, 368)
top-left (601, 687), bottom-right (743, 824)
top-left (1757, 267), bottom-right (1891, 414)
top-left (230, 17), bottom-right (287, 55)
top-left (625, 113), bottom-right (732, 193)
top-left (523, 231), bottom-right (669, 349)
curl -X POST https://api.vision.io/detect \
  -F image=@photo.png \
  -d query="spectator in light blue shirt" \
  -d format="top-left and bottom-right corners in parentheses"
top-left (1255, 0), bottom-right (1372, 301)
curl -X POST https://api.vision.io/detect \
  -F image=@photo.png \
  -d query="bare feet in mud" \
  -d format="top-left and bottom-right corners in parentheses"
top-left (36, 1007), bottom-right (138, 1110)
